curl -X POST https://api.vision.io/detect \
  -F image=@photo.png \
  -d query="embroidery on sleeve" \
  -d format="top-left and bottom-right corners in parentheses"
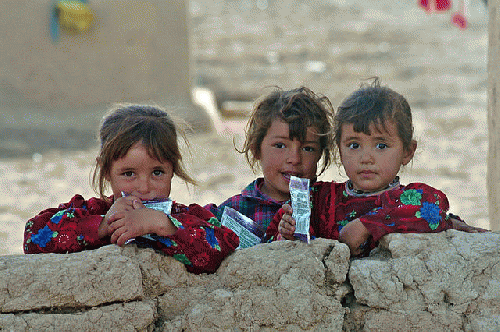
top-left (31, 225), bottom-right (57, 248)
top-left (203, 227), bottom-right (221, 251)
top-left (400, 189), bottom-right (423, 206)
top-left (417, 201), bottom-right (441, 230)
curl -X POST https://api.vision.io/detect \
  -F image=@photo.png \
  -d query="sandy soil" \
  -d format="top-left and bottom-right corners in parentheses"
top-left (0, 0), bottom-right (490, 255)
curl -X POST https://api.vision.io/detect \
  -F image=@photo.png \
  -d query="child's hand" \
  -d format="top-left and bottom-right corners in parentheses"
top-left (99, 196), bottom-right (137, 239)
top-left (108, 200), bottom-right (178, 246)
top-left (450, 217), bottom-right (489, 233)
top-left (338, 219), bottom-right (371, 256)
top-left (279, 204), bottom-right (296, 240)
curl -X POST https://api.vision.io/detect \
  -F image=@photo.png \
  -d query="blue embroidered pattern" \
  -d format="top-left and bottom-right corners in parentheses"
top-left (31, 225), bottom-right (55, 247)
top-left (420, 201), bottom-right (441, 230)
top-left (50, 209), bottom-right (75, 224)
top-left (204, 227), bottom-right (220, 250)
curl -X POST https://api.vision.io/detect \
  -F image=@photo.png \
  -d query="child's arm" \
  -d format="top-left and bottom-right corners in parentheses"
top-left (129, 203), bottom-right (239, 274)
top-left (24, 195), bottom-right (111, 254)
top-left (338, 219), bottom-right (371, 256)
top-left (449, 215), bottom-right (489, 233)
top-left (356, 183), bottom-right (454, 245)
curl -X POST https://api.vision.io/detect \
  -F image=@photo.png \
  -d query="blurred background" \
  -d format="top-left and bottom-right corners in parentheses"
top-left (0, 0), bottom-right (489, 255)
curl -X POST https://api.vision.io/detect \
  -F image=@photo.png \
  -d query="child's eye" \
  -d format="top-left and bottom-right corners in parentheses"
top-left (123, 171), bottom-right (134, 177)
top-left (303, 146), bottom-right (316, 152)
top-left (274, 143), bottom-right (286, 149)
top-left (348, 142), bottom-right (360, 149)
top-left (376, 143), bottom-right (388, 149)
top-left (152, 169), bottom-right (164, 176)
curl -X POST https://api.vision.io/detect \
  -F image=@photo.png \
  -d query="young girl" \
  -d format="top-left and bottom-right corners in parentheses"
top-left (267, 78), bottom-right (488, 255)
top-left (205, 87), bottom-right (335, 241)
top-left (24, 104), bottom-right (239, 274)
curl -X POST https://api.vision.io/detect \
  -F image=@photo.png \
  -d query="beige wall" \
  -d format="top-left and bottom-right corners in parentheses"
top-left (488, 0), bottom-right (499, 231)
top-left (0, 0), bottom-right (210, 133)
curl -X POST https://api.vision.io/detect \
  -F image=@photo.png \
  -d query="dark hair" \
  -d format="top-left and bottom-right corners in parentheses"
top-left (92, 103), bottom-right (195, 199)
top-left (334, 77), bottom-right (414, 157)
top-left (241, 86), bottom-right (335, 175)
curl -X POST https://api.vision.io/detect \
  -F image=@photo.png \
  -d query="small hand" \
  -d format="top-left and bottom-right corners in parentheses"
top-left (338, 219), bottom-right (371, 256)
top-left (451, 218), bottom-right (489, 233)
top-left (279, 204), bottom-right (296, 240)
top-left (99, 196), bottom-right (138, 239)
top-left (109, 203), bottom-right (177, 246)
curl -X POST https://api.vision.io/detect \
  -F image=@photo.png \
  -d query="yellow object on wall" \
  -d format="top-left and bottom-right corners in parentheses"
top-left (56, 1), bottom-right (94, 34)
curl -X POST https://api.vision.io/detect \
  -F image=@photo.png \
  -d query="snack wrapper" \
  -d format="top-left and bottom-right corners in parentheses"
top-left (290, 176), bottom-right (311, 243)
top-left (221, 206), bottom-right (261, 249)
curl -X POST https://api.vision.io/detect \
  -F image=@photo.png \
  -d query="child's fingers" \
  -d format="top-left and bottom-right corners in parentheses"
top-left (107, 211), bottom-right (125, 226)
top-left (282, 213), bottom-right (296, 227)
top-left (282, 203), bottom-right (293, 215)
top-left (132, 199), bottom-right (146, 209)
top-left (110, 225), bottom-right (128, 245)
top-left (279, 216), bottom-right (296, 239)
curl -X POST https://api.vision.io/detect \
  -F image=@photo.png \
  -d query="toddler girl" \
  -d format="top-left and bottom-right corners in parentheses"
top-left (205, 87), bottom-right (335, 241)
top-left (267, 78), bottom-right (487, 255)
top-left (24, 104), bottom-right (239, 274)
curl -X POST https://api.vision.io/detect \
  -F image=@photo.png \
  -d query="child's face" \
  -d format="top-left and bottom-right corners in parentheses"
top-left (257, 120), bottom-right (322, 201)
top-left (106, 142), bottom-right (174, 201)
top-left (339, 120), bottom-right (415, 193)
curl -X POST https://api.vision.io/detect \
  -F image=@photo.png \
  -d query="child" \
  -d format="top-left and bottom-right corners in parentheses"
top-left (267, 78), bottom-right (488, 256)
top-left (205, 87), bottom-right (335, 241)
top-left (24, 104), bottom-right (239, 274)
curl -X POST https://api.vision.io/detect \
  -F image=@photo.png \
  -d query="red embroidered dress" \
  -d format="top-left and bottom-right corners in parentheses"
top-left (24, 195), bottom-right (239, 274)
top-left (267, 181), bottom-right (454, 254)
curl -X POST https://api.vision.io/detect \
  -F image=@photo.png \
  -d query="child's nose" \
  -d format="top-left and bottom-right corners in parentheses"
top-left (287, 147), bottom-right (302, 164)
top-left (137, 177), bottom-right (152, 193)
top-left (360, 149), bottom-right (374, 163)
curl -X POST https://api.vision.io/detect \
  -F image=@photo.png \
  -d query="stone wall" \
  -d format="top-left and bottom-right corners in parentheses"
top-left (1, 230), bottom-right (499, 331)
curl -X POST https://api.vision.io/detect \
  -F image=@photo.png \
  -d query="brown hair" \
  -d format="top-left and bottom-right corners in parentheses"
top-left (333, 77), bottom-right (415, 159)
top-left (241, 87), bottom-right (335, 175)
top-left (92, 103), bottom-right (195, 199)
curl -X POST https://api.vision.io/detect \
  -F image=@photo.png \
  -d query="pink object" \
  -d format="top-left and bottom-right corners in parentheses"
top-left (452, 12), bottom-right (468, 29)
top-left (419, 0), bottom-right (452, 12)
top-left (436, 0), bottom-right (452, 11)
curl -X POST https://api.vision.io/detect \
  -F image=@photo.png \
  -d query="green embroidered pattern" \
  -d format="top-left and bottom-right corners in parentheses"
top-left (339, 219), bottom-right (349, 227)
top-left (206, 217), bottom-right (221, 227)
top-left (400, 189), bottom-right (422, 206)
top-left (173, 254), bottom-right (191, 265)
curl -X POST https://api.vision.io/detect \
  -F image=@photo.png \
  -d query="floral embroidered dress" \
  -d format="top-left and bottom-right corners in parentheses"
top-left (24, 194), bottom-right (239, 274)
top-left (205, 178), bottom-right (288, 241)
top-left (266, 181), bottom-right (454, 254)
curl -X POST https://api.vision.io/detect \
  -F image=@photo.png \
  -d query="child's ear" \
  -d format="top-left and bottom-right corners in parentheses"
top-left (402, 140), bottom-right (417, 166)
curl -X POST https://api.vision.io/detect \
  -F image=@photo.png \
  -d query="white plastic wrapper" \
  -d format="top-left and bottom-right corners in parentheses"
top-left (221, 206), bottom-right (261, 249)
top-left (290, 176), bottom-right (311, 243)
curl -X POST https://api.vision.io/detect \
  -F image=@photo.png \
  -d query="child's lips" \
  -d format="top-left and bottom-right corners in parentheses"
top-left (359, 170), bottom-right (376, 177)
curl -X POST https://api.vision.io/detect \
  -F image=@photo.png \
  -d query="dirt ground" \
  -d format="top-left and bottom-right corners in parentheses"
top-left (0, 0), bottom-right (490, 255)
